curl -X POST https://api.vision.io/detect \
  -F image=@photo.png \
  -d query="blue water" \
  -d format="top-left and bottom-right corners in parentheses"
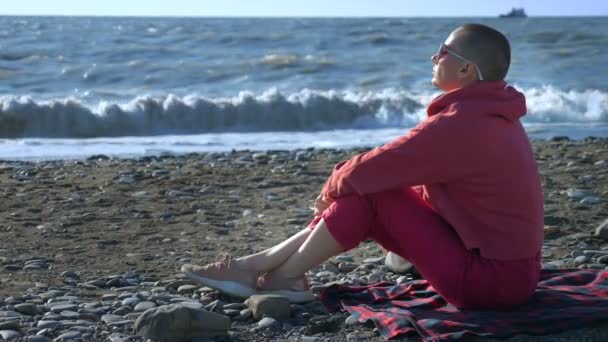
top-left (0, 16), bottom-right (606, 160)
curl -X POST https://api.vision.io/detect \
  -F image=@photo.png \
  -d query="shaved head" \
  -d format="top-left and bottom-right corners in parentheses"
top-left (451, 24), bottom-right (511, 81)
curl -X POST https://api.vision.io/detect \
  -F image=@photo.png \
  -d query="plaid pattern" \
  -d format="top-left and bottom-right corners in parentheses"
top-left (321, 269), bottom-right (608, 341)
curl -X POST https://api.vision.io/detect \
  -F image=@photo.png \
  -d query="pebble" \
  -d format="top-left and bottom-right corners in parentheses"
top-left (0, 330), bottom-right (22, 340)
top-left (363, 256), bottom-right (385, 265)
top-left (566, 188), bottom-right (593, 200)
top-left (53, 331), bottom-right (82, 341)
top-left (596, 219), bottom-right (608, 240)
top-left (0, 148), bottom-right (606, 342)
top-left (344, 314), bottom-right (359, 325)
top-left (37, 320), bottom-right (62, 329)
top-left (101, 314), bottom-right (124, 324)
top-left (50, 303), bottom-right (78, 313)
top-left (177, 284), bottom-right (197, 294)
top-left (14, 303), bottom-right (38, 315)
top-left (257, 317), bottom-right (280, 330)
top-left (580, 197), bottom-right (602, 205)
top-left (134, 301), bottom-right (157, 312)
top-left (28, 336), bottom-right (50, 342)
top-left (117, 176), bottom-right (135, 184)
top-left (574, 255), bottom-right (589, 265)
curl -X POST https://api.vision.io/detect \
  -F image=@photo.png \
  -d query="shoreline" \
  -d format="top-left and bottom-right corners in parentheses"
top-left (1, 135), bottom-right (607, 163)
top-left (0, 138), bottom-right (607, 340)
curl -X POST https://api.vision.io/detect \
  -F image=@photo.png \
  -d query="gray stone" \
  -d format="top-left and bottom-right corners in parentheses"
top-left (566, 188), bottom-right (593, 200)
top-left (108, 333), bottom-right (130, 342)
top-left (37, 320), bottom-right (62, 329)
top-left (596, 219), bottom-right (608, 240)
top-left (581, 197), bottom-right (602, 205)
top-left (300, 337), bottom-right (320, 342)
top-left (345, 314), bottom-right (360, 325)
top-left (28, 336), bottom-right (51, 342)
top-left (133, 304), bottom-right (230, 341)
top-left (335, 255), bottom-right (354, 263)
top-left (60, 270), bottom-right (79, 279)
top-left (0, 330), bottom-right (22, 341)
top-left (583, 250), bottom-right (608, 257)
top-left (177, 284), bottom-right (197, 294)
top-left (121, 297), bottom-right (141, 307)
top-left (257, 317), bottom-right (280, 330)
top-left (50, 303), bottom-right (78, 313)
top-left (385, 252), bottom-right (415, 274)
top-left (245, 294), bottom-right (290, 320)
top-left (177, 301), bottom-right (204, 310)
top-left (574, 255), bottom-right (589, 265)
top-left (112, 305), bottom-right (130, 315)
top-left (222, 303), bottom-right (246, 310)
top-left (222, 309), bottom-right (240, 317)
top-left (118, 176), bottom-right (135, 184)
top-left (101, 314), bottom-right (125, 324)
top-left (363, 256), bottom-right (385, 265)
top-left (151, 169), bottom-right (170, 177)
top-left (14, 303), bottom-right (38, 315)
top-left (338, 261), bottom-right (356, 273)
top-left (396, 276), bottom-right (410, 284)
top-left (0, 321), bottom-right (20, 331)
top-left (598, 255), bottom-right (608, 265)
top-left (367, 271), bottom-right (384, 283)
top-left (134, 301), bottom-right (157, 312)
top-left (60, 310), bottom-right (80, 319)
top-left (23, 264), bottom-right (43, 271)
top-left (315, 271), bottom-right (337, 279)
top-left (322, 263), bottom-right (340, 274)
top-left (53, 331), bottom-right (82, 341)
top-left (346, 331), bottom-right (377, 341)
top-left (107, 320), bottom-right (133, 327)
top-left (239, 308), bottom-right (252, 320)
top-left (101, 294), bottom-right (118, 301)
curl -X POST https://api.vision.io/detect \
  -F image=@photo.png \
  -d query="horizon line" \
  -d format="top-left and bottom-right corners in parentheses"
top-left (0, 14), bottom-right (607, 19)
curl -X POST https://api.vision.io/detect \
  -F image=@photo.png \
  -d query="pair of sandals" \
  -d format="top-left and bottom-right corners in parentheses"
top-left (181, 255), bottom-right (316, 303)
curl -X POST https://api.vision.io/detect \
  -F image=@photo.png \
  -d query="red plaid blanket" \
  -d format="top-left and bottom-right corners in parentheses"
top-left (321, 269), bottom-right (608, 341)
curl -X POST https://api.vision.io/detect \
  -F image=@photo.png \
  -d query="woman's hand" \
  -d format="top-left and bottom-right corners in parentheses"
top-left (313, 194), bottom-right (333, 216)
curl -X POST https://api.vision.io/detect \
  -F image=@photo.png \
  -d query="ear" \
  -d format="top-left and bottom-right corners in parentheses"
top-left (457, 64), bottom-right (475, 80)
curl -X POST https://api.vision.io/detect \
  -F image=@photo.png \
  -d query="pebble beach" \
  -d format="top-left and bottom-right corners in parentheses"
top-left (1, 137), bottom-right (608, 341)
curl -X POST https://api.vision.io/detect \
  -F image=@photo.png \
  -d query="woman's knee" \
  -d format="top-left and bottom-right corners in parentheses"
top-left (318, 195), bottom-right (375, 250)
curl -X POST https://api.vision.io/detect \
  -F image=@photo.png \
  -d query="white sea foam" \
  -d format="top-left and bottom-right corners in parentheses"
top-left (0, 86), bottom-right (606, 141)
top-left (521, 85), bottom-right (607, 123)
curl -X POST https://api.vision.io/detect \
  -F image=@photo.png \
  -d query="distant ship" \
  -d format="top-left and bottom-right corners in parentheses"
top-left (499, 8), bottom-right (527, 18)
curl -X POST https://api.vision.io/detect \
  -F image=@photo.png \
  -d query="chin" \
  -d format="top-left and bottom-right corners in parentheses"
top-left (431, 78), bottom-right (440, 89)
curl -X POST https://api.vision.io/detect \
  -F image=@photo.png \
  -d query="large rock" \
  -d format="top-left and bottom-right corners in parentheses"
top-left (245, 294), bottom-right (290, 320)
top-left (133, 304), bottom-right (231, 342)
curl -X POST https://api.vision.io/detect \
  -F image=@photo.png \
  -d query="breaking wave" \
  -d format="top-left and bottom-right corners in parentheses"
top-left (0, 86), bottom-right (605, 138)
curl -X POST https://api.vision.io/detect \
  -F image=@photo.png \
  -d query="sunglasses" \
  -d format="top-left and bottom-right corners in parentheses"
top-left (436, 44), bottom-right (484, 81)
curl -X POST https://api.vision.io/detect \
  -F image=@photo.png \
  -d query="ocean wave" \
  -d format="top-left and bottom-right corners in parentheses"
top-left (521, 85), bottom-right (608, 123)
top-left (0, 89), bottom-right (423, 138)
top-left (0, 86), bottom-right (605, 138)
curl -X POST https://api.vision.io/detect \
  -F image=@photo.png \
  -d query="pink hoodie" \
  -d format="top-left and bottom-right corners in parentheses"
top-left (322, 80), bottom-right (544, 260)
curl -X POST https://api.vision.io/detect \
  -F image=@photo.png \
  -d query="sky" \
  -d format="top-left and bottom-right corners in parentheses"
top-left (0, 0), bottom-right (606, 17)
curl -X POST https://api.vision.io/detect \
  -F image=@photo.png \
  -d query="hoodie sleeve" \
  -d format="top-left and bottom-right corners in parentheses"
top-left (322, 110), bottom-right (479, 198)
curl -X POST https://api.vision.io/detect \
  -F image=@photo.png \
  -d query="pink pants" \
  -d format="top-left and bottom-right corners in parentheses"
top-left (309, 187), bottom-right (540, 310)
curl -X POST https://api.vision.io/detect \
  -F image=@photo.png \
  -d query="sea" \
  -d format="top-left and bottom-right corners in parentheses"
top-left (0, 16), bottom-right (606, 160)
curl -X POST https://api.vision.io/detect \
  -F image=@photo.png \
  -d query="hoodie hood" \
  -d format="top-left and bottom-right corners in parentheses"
top-left (427, 80), bottom-right (527, 122)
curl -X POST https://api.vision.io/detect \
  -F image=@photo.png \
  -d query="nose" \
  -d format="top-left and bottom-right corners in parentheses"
top-left (431, 53), bottom-right (438, 64)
